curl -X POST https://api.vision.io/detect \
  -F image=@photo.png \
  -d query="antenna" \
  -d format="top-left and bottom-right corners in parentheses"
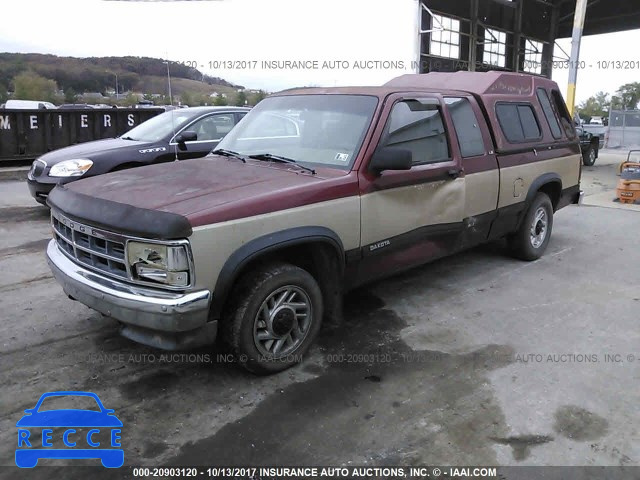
top-left (163, 58), bottom-right (179, 161)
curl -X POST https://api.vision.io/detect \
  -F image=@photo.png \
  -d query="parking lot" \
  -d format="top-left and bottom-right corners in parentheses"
top-left (0, 152), bottom-right (638, 474)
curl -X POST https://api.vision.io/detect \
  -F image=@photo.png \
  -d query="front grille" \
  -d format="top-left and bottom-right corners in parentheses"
top-left (51, 209), bottom-right (128, 280)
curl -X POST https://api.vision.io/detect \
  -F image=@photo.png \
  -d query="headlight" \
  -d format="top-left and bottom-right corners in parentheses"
top-left (126, 241), bottom-right (191, 287)
top-left (49, 159), bottom-right (93, 177)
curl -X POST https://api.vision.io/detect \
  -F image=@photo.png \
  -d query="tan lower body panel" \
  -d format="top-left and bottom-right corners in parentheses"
top-left (360, 177), bottom-right (465, 246)
top-left (498, 154), bottom-right (581, 209)
top-left (189, 196), bottom-right (361, 292)
top-left (464, 169), bottom-right (500, 218)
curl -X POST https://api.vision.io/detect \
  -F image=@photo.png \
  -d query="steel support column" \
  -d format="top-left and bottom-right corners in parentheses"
top-left (469, 0), bottom-right (479, 71)
top-left (541, 2), bottom-right (560, 77)
top-left (414, 0), bottom-right (423, 73)
top-left (566, 0), bottom-right (588, 116)
top-left (512, 0), bottom-right (524, 72)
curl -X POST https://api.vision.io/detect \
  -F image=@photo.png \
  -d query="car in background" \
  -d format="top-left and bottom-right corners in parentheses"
top-left (576, 124), bottom-right (600, 166)
top-left (57, 104), bottom-right (98, 110)
top-left (574, 114), bottom-right (604, 166)
top-left (4, 99), bottom-right (57, 109)
top-left (27, 106), bottom-right (250, 205)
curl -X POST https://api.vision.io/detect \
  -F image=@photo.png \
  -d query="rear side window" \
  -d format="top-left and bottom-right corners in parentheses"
top-left (551, 90), bottom-right (577, 138)
top-left (444, 97), bottom-right (485, 157)
top-left (536, 88), bottom-right (562, 139)
top-left (384, 100), bottom-right (449, 165)
top-left (496, 103), bottom-right (541, 143)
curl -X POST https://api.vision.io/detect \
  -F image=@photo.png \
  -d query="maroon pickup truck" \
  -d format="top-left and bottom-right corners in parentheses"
top-left (45, 71), bottom-right (583, 374)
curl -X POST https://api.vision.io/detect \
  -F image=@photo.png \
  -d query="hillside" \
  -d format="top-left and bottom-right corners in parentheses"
top-left (0, 52), bottom-right (244, 97)
top-left (140, 76), bottom-right (241, 98)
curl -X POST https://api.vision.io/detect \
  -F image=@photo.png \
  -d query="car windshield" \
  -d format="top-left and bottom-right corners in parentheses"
top-left (36, 395), bottom-right (102, 412)
top-left (122, 110), bottom-right (196, 142)
top-left (216, 95), bottom-right (378, 170)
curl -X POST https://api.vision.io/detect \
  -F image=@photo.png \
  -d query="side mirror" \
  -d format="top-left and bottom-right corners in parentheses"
top-left (175, 130), bottom-right (197, 144)
top-left (369, 147), bottom-right (412, 173)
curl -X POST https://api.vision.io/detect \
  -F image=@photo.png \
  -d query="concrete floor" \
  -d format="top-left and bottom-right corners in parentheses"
top-left (0, 153), bottom-right (638, 476)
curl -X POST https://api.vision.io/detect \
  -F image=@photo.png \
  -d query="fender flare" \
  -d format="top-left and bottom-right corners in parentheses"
top-left (524, 172), bottom-right (562, 209)
top-left (209, 226), bottom-right (345, 319)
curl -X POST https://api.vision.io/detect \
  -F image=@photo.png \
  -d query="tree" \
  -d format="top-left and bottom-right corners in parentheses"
top-left (234, 90), bottom-right (247, 106)
top-left (613, 82), bottom-right (640, 110)
top-left (180, 90), bottom-right (194, 106)
top-left (13, 70), bottom-right (58, 102)
top-left (253, 89), bottom-right (267, 105)
top-left (64, 87), bottom-right (77, 103)
top-left (0, 81), bottom-right (8, 104)
top-left (192, 92), bottom-right (211, 106)
top-left (577, 91), bottom-right (609, 122)
top-left (213, 95), bottom-right (228, 106)
top-left (121, 92), bottom-right (139, 107)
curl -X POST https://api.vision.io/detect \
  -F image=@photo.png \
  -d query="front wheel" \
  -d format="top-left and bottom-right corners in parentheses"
top-left (221, 262), bottom-right (323, 375)
top-left (582, 145), bottom-right (596, 166)
top-left (508, 192), bottom-right (554, 261)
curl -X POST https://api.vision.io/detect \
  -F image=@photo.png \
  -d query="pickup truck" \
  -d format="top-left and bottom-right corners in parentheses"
top-left (45, 71), bottom-right (583, 374)
top-left (575, 121), bottom-right (605, 166)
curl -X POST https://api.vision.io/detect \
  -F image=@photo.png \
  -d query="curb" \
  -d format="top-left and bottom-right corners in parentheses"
top-left (0, 168), bottom-right (29, 182)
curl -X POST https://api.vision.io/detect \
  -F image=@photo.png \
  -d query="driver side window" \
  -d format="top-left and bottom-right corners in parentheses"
top-left (187, 114), bottom-right (236, 141)
top-left (384, 100), bottom-right (449, 165)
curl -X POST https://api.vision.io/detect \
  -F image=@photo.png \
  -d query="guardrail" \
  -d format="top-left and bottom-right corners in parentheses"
top-left (0, 108), bottom-right (164, 163)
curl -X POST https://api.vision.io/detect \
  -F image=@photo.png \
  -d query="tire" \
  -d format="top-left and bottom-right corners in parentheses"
top-left (508, 192), bottom-right (554, 261)
top-left (221, 262), bottom-right (323, 375)
top-left (582, 145), bottom-right (596, 166)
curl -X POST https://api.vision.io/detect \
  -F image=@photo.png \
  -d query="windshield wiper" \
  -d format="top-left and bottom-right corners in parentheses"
top-left (211, 149), bottom-right (247, 163)
top-left (249, 153), bottom-right (316, 174)
top-left (120, 135), bottom-right (135, 140)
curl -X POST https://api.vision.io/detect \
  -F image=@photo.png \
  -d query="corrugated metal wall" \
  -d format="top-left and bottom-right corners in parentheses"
top-left (607, 110), bottom-right (640, 149)
top-left (0, 108), bottom-right (164, 162)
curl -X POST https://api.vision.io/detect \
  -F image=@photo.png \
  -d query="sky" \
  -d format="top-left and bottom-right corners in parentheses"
top-left (1, 0), bottom-right (639, 104)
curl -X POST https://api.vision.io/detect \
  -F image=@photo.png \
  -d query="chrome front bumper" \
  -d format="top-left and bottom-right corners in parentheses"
top-left (47, 240), bottom-right (215, 348)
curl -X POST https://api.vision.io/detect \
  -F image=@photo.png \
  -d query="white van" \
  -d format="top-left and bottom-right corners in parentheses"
top-left (4, 99), bottom-right (57, 109)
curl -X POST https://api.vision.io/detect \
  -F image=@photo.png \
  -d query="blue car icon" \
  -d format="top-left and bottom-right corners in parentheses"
top-left (16, 391), bottom-right (123, 468)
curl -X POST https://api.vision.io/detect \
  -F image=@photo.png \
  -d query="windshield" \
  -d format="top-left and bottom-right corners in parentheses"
top-left (216, 95), bottom-right (378, 170)
top-left (122, 110), bottom-right (196, 142)
top-left (36, 395), bottom-right (101, 412)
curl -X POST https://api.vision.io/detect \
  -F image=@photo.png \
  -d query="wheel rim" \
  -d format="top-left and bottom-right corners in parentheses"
top-left (589, 149), bottom-right (596, 163)
top-left (530, 207), bottom-right (548, 249)
top-left (253, 285), bottom-right (312, 358)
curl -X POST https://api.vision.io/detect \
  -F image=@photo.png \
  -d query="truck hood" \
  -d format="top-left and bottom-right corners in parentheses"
top-left (63, 156), bottom-right (355, 229)
top-left (39, 138), bottom-right (153, 164)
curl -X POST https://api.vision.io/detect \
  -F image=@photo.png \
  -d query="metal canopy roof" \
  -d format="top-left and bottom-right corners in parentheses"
top-left (417, 0), bottom-right (639, 79)
top-left (557, 0), bottom-right (640, 38)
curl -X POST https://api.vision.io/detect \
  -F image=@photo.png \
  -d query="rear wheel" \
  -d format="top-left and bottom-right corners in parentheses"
top-left (221, 262), bottom-right (323, 375)
top-left (508, 192), bottom-right (554, 261)
top-left (582, 145), bottom-right (596, 166)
